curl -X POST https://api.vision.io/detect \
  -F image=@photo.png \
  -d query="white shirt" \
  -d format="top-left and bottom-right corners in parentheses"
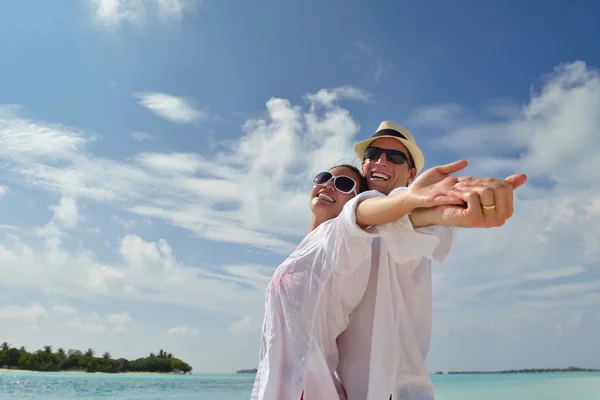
top-left (251, 190), bottom-right (382, 400)
top-left (335, 187), bottom-right (455, 400)
top-left (251, 188), bottom-right (455, 400)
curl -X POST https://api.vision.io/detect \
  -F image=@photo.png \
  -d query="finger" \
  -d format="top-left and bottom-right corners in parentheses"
top-left (434, 160), bottom-right (469, 176)
top-left (479, 187), bottom-right (496, 227)
top-left (449, 189), bottom-right (487, 227)
top-left (492, 184), bottom-right (509, 226)
top-left (464, 191), bottom-right (485, 227)
top-left (432, 195), bottom-right (467, 206)
top-left (455, 177), bottom-right (495, 188)
top-left (504, 173), bottom-right (527, 190)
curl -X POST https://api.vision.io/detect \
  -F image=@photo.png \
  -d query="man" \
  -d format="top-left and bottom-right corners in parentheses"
top-left (335, 121), bottom-right (526, 400)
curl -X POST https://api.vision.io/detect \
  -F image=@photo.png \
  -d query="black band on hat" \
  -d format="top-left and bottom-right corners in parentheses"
top-left (373, 128), bottom-right (407, 140)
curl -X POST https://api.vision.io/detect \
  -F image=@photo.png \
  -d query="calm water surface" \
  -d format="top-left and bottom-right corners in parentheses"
top-left (1, 371), bottom-right (599, 399)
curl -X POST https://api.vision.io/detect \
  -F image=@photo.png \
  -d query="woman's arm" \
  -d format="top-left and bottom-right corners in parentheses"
top-left (355, 191), bottom-right (417, 228)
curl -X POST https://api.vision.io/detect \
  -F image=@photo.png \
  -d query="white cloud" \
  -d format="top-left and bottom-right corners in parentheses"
top-left (0, 303), bottom-right (49, 324)
top-left (168, 324), bottom-right (198, 336)
top-left (50, 197), bottom-right (79, 228)
top-left (2, 62), bottom-right (600, 372)
top-left (0, 185), bottom-right (8, 199)
top-left (418, 60), bottom-right (600, 371)
top-left (228, 316), bottom-right (261, 335)
top-left (90, 0), bottom-right (197, 29)
top-left (130, 131), bottom-right (153, 141)
top-left (52, 305), bottom-right (79, 316)
top-left (0, 86), bottom-right (371, 254)
top-left (134, 92), bottom-right (204, 124)
top-left (137, 152), bottom-right (204, 174)
top-left (106, 311), bottom-right (133, 325)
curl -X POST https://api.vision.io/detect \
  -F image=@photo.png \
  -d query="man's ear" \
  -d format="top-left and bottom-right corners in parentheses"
top-left (360, 160), bottom-right (367, 176)
top-left (406, 167), bottom-right (417, 186)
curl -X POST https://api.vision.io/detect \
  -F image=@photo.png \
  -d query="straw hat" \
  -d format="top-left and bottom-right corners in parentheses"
top-left (353, 120), bottom-right (425, 173)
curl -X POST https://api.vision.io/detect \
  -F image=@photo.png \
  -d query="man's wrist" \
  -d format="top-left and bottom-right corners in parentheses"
top-left (408, 208), bottom-right (437, 228)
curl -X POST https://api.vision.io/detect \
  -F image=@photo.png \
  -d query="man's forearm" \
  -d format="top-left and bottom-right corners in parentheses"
top-left (355, 191), bottom-right (417, 228)
top-left (408, 208), bottom-right (437, 228)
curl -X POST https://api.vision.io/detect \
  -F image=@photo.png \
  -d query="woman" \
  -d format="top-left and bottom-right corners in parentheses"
top-left (251, 164), bottom-right (387, 400)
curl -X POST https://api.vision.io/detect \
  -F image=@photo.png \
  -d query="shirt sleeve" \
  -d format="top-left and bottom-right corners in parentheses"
top-left (320, 190), bottom-right (387, 275)
top-left (373, 187), bottom-right (457, 263)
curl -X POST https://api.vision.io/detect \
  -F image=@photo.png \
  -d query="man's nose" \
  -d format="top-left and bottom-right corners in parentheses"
top-left (375, 152), bottom-right (389, 166)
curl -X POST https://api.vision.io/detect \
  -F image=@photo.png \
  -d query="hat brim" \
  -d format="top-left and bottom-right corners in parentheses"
top-left (353, 135), bottom-right (425, 173)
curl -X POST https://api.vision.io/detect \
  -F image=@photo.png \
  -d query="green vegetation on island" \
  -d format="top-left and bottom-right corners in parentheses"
top-left (236, 368), bottom-right (258, 374)
top-left (0, 342), bottom-right (192, 374)
top-left (443, 366), bottom-right (600, 374)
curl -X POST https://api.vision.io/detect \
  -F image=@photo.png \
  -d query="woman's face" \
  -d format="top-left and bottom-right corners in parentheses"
top-left (309, 166), bottom-right (362, 221)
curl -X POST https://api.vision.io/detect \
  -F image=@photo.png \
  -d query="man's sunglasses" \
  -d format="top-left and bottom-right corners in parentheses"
top-left (364, 146), bottom-right (413, 167)
top-left (313, 171), bottom-right (358, 195)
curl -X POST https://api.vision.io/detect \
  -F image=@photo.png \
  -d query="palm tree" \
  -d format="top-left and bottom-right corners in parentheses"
top-left (57, 348), bottom-right (66, 358)
top-left (102, 352), bottom-right (111, 360)
top-left (85, 348), bottom-right (95, 357)
top-left (1, 342), bottom-right (9, 351)
top-left (158, 349), bottom-right (165, 358)
top-left (19, 346), bottom-right (26, 353)
top-left (43, 345), bottom-right (53, 354)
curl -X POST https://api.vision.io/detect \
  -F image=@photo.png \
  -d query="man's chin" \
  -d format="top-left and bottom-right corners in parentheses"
top-left (367, 179), bottom-right (392, 195)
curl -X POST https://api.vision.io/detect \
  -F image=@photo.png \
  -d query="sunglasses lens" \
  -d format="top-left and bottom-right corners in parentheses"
top-left (335, 176), bottom-right (356, 193)
top-left (364, 147), bottom-right (409, 166)
top-left (313, 171), bottom-right (333, 185)
top-left (388, 154), bottom-right (408, 165)
top-left (364, 147), bottom-right (383, 160)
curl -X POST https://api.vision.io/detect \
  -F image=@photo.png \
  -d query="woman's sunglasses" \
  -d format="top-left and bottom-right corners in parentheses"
top-left (364, 146), bottom-right (413, 167)
top-left (313, 171), bottom-right (358, 195)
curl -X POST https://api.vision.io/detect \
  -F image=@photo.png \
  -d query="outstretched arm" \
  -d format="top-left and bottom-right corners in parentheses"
top-left (355, 160), bottom-right (469, 228)
top-left (409, 173), bottom-right (528, 228)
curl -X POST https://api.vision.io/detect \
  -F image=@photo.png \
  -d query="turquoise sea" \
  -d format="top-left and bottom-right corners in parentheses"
top-left (1, 371), bottom-right (600, 399)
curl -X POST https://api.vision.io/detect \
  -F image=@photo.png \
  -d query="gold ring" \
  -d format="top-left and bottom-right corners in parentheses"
top-left (482, 204), bottom-right (496, 210)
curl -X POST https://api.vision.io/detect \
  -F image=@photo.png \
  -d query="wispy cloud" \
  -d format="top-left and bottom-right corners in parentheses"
top-left (354, 40), bottom-right (392, 82)
top-left (130, 131), bottom-right (153, 141)
top-left (0, 303), bottom-right (49, 324)
top-left (418, 61), bottom-right (600, 371)
top-left (0, 185), bottom-right (8, 199)
top-left (89, 0), bottom-right (197, 29)
top-left (134, 92), bottom-right (205, 124)
top-left (0, 86), bottom-right (372, 254)
top-left (168, 324), bottom-right (199, 336)
top-left (2, 62), bottom-right (600, 371)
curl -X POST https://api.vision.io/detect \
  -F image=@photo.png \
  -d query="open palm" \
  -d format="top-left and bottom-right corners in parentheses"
top-left (407, 160), bottom-right (469, 208)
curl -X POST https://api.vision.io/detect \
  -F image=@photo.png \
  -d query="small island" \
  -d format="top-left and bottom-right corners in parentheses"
top-left (0, 342), bottom-right (192, 374)
top-left (237, 368), bottom-right (258, 374)
top-left (444, 367), bottom-right (600, 374)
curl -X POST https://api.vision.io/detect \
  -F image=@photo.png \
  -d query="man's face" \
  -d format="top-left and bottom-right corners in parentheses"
top-left (361, 137), bottom-right (417, 195)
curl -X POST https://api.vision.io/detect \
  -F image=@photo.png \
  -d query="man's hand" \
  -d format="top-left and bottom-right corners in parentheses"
top-left (405, 160), bottom-right (470, 209)
top-left (411, 174), bottom-right (528, 228)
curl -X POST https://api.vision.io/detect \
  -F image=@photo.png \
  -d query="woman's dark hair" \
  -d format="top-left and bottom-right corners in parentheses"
top-left (330, 163), bottom-right (367, 194)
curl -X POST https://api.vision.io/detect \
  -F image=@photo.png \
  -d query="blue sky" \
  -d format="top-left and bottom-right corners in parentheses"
top-left (1, 0), bottom-right (599, 373)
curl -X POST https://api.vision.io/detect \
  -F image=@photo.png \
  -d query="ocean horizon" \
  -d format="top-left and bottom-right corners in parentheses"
top-left (2, 370), bottom-right (599, 399)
